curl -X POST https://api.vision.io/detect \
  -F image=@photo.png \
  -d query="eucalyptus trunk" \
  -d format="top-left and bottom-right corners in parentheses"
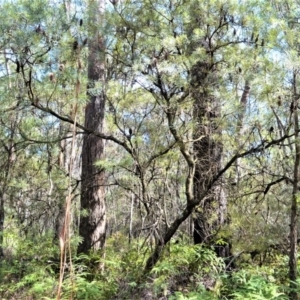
top-left (78, 0), bottom-right (106, 254)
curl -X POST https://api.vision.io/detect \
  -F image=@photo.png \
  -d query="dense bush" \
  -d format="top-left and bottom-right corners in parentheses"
top-left (0, 232), bottom-right (298, 299)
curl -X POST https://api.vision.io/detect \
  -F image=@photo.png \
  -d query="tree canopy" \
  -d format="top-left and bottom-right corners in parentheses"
top-left (1, 0), bottom-right (300, 299)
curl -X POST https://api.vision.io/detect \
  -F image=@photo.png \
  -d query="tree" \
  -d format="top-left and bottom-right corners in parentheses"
top-left (78, 0), bottom-right (107, 254)
top-left (289, 70), bottom-right (299, 300)
top-left (0, 0), bottom-right (74, 251)
top-left (3, 1), bottom-right (300, 298)
top-left (105, 0), bottom-right (296, 273)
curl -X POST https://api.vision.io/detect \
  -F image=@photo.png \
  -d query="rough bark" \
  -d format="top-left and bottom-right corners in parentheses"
top-left (191, 62), bottom-right (229, 259)
top-left (289, 71), bottom-right (299, 300)
top-left (78, 0), bottom-right (106, 254)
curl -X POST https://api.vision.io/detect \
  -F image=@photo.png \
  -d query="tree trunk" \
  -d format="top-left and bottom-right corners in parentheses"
top-left (235, 82), bottom-right (250, 185)
top-left (289, 71), bottom-right (299, 300)
top-left (192, 61), bottom-right (229, 259)
top-left (78, 0), bottom-right (106, 254)
top-left (0, 192), bottom-right (4, 258)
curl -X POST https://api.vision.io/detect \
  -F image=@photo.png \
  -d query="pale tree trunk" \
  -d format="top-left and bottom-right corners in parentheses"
top-left (289, 71), bottom-right (299, 300)
top-left (235, 82), bottom-right (250, 185)
top-left (55, 2), bottom-right (82, 241)
top-left (78, 0), bottom-right (106, 254)
top-left (54, 133), bottom-right (68, 241)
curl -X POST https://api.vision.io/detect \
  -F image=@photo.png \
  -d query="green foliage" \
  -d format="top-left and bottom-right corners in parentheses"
top-left (61, 273), bottom-right (105, 300)
top-left (228, 270), bottom-right (286, 300)
top-left (149, 244), bottom-right (225, 297)
top-left (169, 289), bottom-right (218, 300)
top-left (0, 230), bottom-right (58, 299)
top-left (0, 231), bottom-right (297, 300)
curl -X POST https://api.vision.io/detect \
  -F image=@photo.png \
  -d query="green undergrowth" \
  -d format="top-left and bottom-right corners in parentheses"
top-left (0, 232), bottom-right (299, 299)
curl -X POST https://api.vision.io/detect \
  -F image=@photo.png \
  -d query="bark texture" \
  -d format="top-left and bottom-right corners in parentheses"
top-left (289, 72), bottom-right (299, 300)
top-left (191, 61), bottom-right (229, 258)
top-left (78, 0), bottom-right (106, 254)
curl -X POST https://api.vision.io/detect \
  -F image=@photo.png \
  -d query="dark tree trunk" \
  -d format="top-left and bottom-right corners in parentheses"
top-left (289, 71), bottom-right (299, 300)
top-left (78, 0), bottom-right (106, 254)
top-left (191, 61), bottom-right (229, 259)
top-left (78, 95), bottom-right (106, 253)
top-left (0, 192), bottom-right (4, 258)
